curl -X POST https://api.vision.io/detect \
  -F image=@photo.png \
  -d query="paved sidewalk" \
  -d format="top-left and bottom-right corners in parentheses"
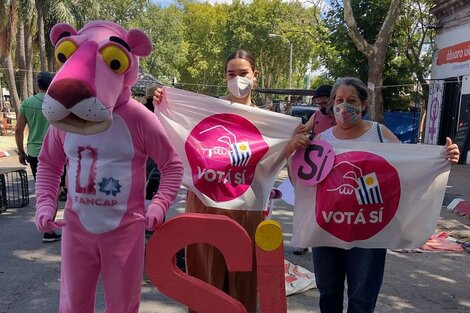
top-left (0, 135), bottom-right (19, 158)
top-left (0, 135), bottom-right (469, 312)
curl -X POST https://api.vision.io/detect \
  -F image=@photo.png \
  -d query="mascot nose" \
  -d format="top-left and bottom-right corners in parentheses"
top-left (47, 78), bottom-right (96, 109)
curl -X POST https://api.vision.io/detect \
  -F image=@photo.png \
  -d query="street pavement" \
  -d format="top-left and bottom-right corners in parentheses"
top-left (0, 143), bottom-right (469, 313)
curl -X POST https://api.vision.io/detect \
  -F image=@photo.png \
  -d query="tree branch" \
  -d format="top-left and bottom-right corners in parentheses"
top-left (343, 0), bottom-right (374, 57)
top-left (376, 0), bottom-right (402, 51)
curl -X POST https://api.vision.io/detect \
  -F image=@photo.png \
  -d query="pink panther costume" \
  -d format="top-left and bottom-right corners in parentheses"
top-left (34, 21), bottom-right (183, 313)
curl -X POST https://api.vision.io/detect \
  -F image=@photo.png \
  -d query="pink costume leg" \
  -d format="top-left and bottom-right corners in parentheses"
top-left (59, 212), bottom-right (101, 313)
top-left (100, 221), bottom-right (145, 313)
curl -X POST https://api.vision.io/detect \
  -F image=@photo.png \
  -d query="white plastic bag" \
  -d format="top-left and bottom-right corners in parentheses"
top-left (284, 259), bottom-right (316, 296)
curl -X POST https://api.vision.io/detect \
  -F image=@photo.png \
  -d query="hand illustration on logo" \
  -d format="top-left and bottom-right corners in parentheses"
top-left (199, 125), bottom-right (252, 166)
top-left (326, 161), bottom-right (362, 195)
top-left (186, 113), bottom-right (269, 202)
top-left (325, 161), bottom-right (383, 205)
top-left (198, 125), bottom-right (234, 158)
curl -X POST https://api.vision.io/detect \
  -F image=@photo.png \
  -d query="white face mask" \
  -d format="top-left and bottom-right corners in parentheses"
top-left (227, 76), bottom-right (253, 99)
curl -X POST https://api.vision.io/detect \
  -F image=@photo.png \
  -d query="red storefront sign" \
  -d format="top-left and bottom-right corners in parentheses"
top-left (437, 41), bottom-right (470, 65)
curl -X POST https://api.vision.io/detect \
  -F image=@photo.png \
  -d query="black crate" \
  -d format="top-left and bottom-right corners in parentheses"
top-left (0, 168), bottom-right (29, 208)
top-left (0, 175), bottom-right (6, 213)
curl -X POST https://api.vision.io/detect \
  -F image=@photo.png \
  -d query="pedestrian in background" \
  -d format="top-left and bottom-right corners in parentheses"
top-left (301, 84), bottom-right (336, 138)
top-left (144, 86), bottom-right (161, 200)
top-left (15, 71), bottom-right (62, 243)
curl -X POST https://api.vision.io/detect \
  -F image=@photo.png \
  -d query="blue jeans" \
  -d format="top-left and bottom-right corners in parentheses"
top-left (312, 247), bottom-right (386, 313)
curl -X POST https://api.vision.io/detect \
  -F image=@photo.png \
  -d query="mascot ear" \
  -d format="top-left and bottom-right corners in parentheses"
top-left (50, 23), bottom-right (79, 45)
top-left (126, 29), bottom-right (152, 57)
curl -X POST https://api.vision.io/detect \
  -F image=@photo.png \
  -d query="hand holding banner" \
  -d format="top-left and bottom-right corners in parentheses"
top-left (155, 87), bottom-right (300, 211)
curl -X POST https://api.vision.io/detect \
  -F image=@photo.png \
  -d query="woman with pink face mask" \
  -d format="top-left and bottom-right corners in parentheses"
top-left (153, 50), bottom-right (264, 313)
top-left (287, 77), bottom-right (460, 313)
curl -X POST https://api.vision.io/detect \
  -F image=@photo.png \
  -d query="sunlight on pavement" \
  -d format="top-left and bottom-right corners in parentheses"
top-left (13, 250), bottom-right (61, 263)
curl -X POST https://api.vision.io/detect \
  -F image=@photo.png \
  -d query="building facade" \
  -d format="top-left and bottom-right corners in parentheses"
top-left (428, 0), bottom-right (470, 164)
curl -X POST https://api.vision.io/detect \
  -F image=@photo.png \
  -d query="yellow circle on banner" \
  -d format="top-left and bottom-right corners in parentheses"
top-left (255, 220), bottom-right (283, 251)
top-left (365, 176), bottom-right (374, 185)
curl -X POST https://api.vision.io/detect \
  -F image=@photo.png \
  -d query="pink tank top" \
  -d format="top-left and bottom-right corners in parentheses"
top-left (312, 111), bottom-right (336, 138)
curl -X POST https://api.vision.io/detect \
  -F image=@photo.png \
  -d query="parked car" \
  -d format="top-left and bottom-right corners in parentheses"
top-left (289, 105), bottom-right (319, 124)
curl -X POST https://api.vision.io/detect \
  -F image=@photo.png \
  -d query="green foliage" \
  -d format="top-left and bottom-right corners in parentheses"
top-left (310, 76), bottom-right (335, 90)
top-left (0, 0), bottom-right (435, 108)
top-left (392, 0), bottom-right (436, 105)
top-left (177, 0), bottom-right (227, 95)
top-left (224, 0), bottom-right (290, 90)
top-left (97, 0), bottom-right (148, 28)
top-left (319, 0), bottom-right (434, 111)
top-left (322, 0), bottom-right (392, 81)
top-left (60, 0), bottom-right (100, 29)
top-left (135, 4), bottom-right (187, 84)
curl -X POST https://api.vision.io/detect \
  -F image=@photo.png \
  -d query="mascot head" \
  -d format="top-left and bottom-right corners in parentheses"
top-left (43, 21), bottom-right (152, 135)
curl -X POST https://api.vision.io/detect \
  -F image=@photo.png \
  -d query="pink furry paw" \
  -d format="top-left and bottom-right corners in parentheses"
top-left (145, 204), bottom-right (166, 231)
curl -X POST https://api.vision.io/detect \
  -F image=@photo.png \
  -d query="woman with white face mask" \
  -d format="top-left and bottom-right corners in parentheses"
top-left (224, 50), bottom-right (258, 104)
top-left (287, 77), bottom-right (460, 313)
top-left (185, 51), bottom-right (261, 313)
top-left (153, 50), bottom-right (267, 313)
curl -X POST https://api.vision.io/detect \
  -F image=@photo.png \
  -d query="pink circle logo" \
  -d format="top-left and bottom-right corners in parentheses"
top-left (291, 140), bottom-right (335, 185)
top-left (186, 114), bottom-right (269, 202)
top-left (315, 151), bottom-right (400, 241)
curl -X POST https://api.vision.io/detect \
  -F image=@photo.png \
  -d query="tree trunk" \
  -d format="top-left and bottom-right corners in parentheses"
top-left (48, 55), bottom-right (55, 72)
top-left (36, 3), bottom-right (48, 71)
top-left (25, 32), bottom-right (34, 94)
top-left (1, 55), bottom-right (21, 117)
top-left (367, 55), bottom-right (385, 123)
top-left (17, 21), bottom-right (28, 101)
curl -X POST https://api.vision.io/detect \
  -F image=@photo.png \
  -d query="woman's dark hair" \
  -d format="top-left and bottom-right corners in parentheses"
top-left (330, 77), bottom-right (370, 115)
top-left (225, 50), bottom-right (256, 72)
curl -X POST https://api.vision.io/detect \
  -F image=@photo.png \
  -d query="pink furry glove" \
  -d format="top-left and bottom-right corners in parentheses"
top-left (35, 205), bottom-right (66, 233)
top-left (145, 203), bottom-right (166, 231)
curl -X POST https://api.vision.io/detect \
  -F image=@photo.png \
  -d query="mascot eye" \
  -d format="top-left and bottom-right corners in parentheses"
top-left (101, 45), bottom-right (130, 74)
top-left (55, 40), bottom-right (78, 65)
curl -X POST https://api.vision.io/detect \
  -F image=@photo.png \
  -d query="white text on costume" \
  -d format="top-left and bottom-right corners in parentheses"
top-left (75, 196), bottom-right (118, 207)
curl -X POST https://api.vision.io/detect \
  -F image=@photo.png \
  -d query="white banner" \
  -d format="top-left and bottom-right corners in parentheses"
top-left (155, 87), bottom-right (300, 211)
top-left (289, 141), bottom-right (451, 249)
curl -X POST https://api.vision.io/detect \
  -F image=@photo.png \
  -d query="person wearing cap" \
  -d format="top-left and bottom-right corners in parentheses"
top-left (299, 84), bottom-right (336, 138)
top-left (15, 71), bottom-right (62, 243)
top-left (291, 84), bottom-right (336, 255)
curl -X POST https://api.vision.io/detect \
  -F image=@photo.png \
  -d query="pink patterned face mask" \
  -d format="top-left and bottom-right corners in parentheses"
top-left (333, 102), bottom-right (362, 125)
